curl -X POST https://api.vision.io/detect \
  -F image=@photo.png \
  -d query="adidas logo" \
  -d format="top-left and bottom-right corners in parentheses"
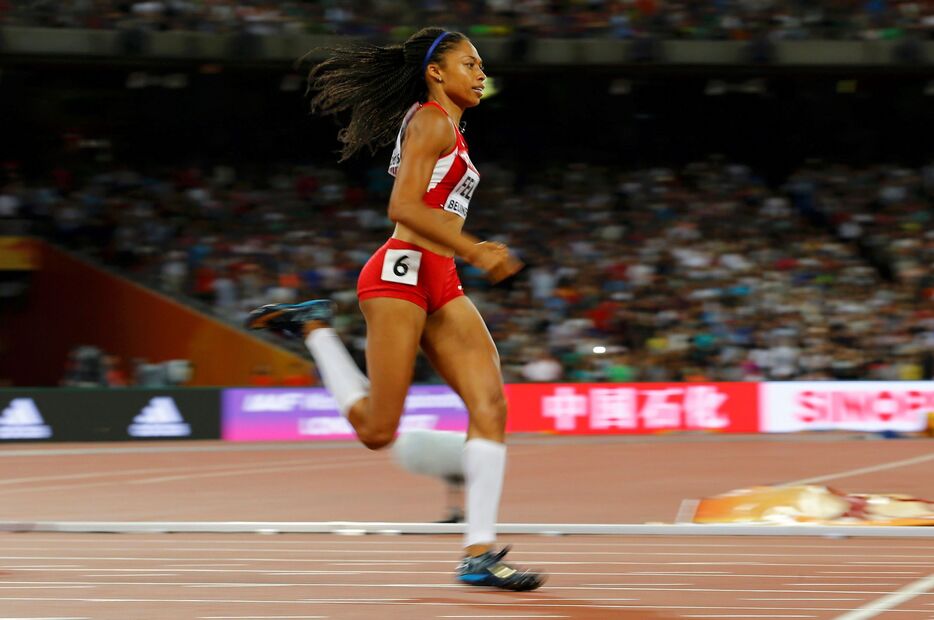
top-left (0, 398), bottom-right (52, 440)
top-left (128, 397), bottom-right (192, 438)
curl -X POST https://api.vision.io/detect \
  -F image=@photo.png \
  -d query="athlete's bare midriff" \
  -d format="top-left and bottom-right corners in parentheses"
top-left (391, 210), bottom-right (464, 257)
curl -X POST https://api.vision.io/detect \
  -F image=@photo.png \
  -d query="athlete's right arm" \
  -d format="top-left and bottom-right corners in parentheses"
top-left (387, 108), bottom-right (521, 283)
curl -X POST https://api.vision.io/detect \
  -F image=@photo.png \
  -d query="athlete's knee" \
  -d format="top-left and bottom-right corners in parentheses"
top-left (356, 418), bottom-right (399, 451)
top-left (470, 390), bottom-right (508, 435)
top-left (348, 399), bottom-right (402, 451)
top-left (359, 428), bottom-right (395, 451)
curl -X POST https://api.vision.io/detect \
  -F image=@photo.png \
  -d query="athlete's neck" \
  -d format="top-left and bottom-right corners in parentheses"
top-left (427, 96), bottom-right (463, 127)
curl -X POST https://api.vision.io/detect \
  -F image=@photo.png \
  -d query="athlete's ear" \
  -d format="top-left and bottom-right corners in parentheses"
top-left (426, 63), bottom-right (444, 84)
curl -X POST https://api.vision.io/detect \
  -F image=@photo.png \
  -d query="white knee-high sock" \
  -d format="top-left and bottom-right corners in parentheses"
top-left (463, 438), bottom-right (507, 548)
top-left (304, 328), bottom-right (370, 417)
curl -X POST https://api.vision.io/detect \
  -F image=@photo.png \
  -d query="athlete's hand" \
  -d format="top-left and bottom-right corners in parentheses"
top-left (467, 241), bottom-right (524, 284)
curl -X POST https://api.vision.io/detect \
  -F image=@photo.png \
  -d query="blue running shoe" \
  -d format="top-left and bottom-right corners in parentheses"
top-left (456, 546), bottom-right (545, 591)
top-left (245, 300), bottom-right (334, 339)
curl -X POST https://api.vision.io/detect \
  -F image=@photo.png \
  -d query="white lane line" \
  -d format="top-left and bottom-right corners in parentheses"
top-left (743, 598), bottom-right (863, 601)
top-left (193, 584), bottom-right (897, 596)
top-left (187, 585), bottom-right (301, 589)
top-left (8, 538), bottom-right (932, 550)
top-left (8, 566), bottom-right (918, 580)
top-left (6, 545), bottom-right (934, 560)
top-left (673, 562), bottom-right (916, 567)
top-left (783, 452), bottom-right (934, 486)
top-left (0, 557), bottom-right (934, 578)
top-left (7, 569), bottom-right (420, 576)
top-left (833, 573), bottom-right (934, 620)
top-left (0, 598), bottom-right (403, 604)
top-left (82, 574), bottom-right (178, 578)
top-left (0, 566), bottom-right (85, 569)
top-left (4, 563), bottom-right (924, 573)
top-left (785, 583), bottom-right (902, 587)
top-left (0, 555), bottom-right (436, 562)
top-left (821, 572), bottom-right (921, 575)
top-left (0, 582), bottom-right (904, 595)
top-left (850, 562), bottom-right (934, 566)
top-left (0, 582), bottom-right (503, 590)
top-left (594, 574), bottom-right (919, 580)
top-left (578, 583), bottom-right (691, 587)
top-left (0, 599), bottom-right (929, 613)
top-left (3, 550), bottom-right (933, 559)
top-left (330, 562), bottom-right (420, 566)
top-left (625, 571), bottom-right (729, 575)
top-left (0, 586), bottom-right (94, 589)
top-left (164, 564), bottom-right (248, 568)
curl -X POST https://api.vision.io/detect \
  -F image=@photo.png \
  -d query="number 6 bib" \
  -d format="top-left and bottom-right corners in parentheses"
top-left (381, 249), bottom-right (422, 286)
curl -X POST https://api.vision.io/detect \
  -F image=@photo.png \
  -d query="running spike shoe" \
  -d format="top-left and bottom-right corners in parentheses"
top-left (244, 300), bottom-right (334, 338)
top-left (456, 546), bottom-right (545, 591)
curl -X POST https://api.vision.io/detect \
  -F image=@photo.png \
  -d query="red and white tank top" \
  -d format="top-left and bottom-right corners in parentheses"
top-left (388, 101), bottom-right (480, 220)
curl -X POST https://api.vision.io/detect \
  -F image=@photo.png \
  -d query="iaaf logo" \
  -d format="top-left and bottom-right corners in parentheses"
top-left (297, 414), bottom-right (440, 437)
top-left (243, 392), bottom-right (336, 412)
top-left (128, 397), bottom-right (191, 438)
top-left (0, 398), bottom-right (52, 439)
top-left (795, 389), bottom-right (934, 424)
top-left (241, 390), bottom-right (466, 413)
top-left (542, 385), bottom-right (730, 431)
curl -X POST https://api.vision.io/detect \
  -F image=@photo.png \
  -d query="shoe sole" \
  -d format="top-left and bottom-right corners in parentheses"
top-left (457, 576), bottom-right (543, 592)
top-left (246, 309), bottom-right (287, 330)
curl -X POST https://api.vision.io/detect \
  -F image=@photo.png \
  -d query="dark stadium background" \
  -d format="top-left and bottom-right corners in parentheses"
top-left (2, 60), bottom-right (932, 178)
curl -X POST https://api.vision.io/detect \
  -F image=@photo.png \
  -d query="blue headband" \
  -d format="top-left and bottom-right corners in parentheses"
top-left (422, 32), bottom-right (450, 72)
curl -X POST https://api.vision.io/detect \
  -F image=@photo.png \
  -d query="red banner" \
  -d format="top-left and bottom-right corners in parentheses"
top-left (504, 383), bottom-right (760, 435)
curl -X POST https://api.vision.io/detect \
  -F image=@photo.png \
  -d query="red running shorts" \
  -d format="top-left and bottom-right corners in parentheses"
top-left (357, 238), bottom-right (465, 314)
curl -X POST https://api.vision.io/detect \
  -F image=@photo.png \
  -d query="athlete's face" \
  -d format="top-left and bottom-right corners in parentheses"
top-left (438, 39), bottom-right (486, 108)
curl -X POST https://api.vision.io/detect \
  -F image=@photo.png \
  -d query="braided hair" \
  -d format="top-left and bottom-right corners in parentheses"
top-left (306, 27), bottom-right (467, 162)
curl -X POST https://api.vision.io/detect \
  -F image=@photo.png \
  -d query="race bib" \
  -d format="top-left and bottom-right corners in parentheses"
top-left (443, 163), bottom-right (480, 219)
top-left (381, 249), bottom-right (422, 285)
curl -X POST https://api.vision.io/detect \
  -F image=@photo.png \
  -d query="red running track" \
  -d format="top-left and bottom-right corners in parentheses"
top-left (0, 434), bottom-right (932, 618)
top-left (0, 533), bottom-right (932, 619)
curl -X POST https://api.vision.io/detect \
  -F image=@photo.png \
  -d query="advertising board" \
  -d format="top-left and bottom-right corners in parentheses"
top-left (760, 382), bottom-right (933, 433)
top-left (0, 389), bottom-right (220, 441)
top-left (504, 383), bottom-right (761, 435)
top-left (222, 385), bottom-right (469, 442)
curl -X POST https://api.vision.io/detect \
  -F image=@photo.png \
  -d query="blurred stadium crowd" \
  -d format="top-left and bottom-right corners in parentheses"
top-left (61, 344), bottom-right (195, 387)
top-left (2, 0), bottom-right (933, 40)
top-left (3, 157), bottom-right (933, 384)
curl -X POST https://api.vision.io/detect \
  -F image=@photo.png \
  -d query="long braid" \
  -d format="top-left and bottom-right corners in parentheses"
top-left (305, 28), bottom-right (466, 162)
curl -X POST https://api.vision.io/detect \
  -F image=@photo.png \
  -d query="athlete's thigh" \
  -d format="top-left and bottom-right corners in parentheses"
top-left (420, 296), bottom-right (506, 439)
top-left (360, 297), bottom-right (427, 427)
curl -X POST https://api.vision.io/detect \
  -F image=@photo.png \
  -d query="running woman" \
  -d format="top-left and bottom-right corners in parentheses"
top-left (247, 27), bottom-right (544, 592)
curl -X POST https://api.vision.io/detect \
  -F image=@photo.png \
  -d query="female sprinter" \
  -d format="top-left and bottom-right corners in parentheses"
top-left (247, 27), bottom-right (544, 592)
